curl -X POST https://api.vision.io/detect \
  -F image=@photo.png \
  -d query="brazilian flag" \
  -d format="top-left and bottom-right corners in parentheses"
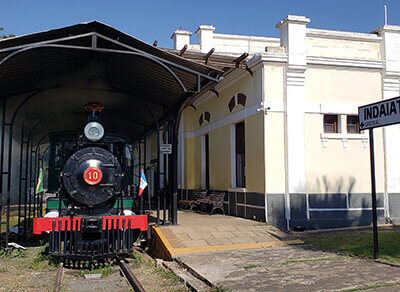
top-left (35, 168), bottom-right (44, 194)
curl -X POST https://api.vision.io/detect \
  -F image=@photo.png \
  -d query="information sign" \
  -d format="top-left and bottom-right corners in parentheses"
top-left (160, 144), bottom-right (172, 154)
top-left (359, 96), bottom-right (400, 130)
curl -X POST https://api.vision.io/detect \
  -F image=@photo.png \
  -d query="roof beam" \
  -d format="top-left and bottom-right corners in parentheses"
top-left (179, 44), bottom-right (188, 56)
top-left (204, 48), bottom-right (215, 65)
top-left (234, 53), bottom-right (249, 68)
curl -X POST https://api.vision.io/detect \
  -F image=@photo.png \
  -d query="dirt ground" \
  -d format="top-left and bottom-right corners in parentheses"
top-left (0, 246), bottom-right (57, 292)
top-left (0, 244), bottom-right (188, 292)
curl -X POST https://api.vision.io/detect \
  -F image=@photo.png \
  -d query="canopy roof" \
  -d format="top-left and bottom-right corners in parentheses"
top-left (0, 21), bottom-right (223, 141)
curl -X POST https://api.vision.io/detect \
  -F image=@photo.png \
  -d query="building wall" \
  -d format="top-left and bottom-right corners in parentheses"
top-left (177, 16), bottom-right (400, 230)
top-left (306, 34), bottom-right (381, 60)
top-left (209, 124), bottom-right (231, 190)
top-left (304, 68), bottom-right (384, 194)
top-left (264, 64), bottom-right (286, 194)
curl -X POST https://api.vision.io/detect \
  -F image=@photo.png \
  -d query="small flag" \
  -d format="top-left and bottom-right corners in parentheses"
top-left (35, 168), bottom-right (44, 194)
top-left (138, 169), bottom-right (148, 196)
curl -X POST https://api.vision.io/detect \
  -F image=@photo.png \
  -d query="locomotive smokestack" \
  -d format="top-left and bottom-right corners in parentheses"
top-left (84, 103), bottom-right (105, 141)
top-left (84, 102), bottom-right (104, 122)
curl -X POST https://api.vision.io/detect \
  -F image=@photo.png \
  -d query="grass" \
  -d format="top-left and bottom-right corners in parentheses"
top-left (131, 251), bottom-right (181, 288)
top-left (282, 256), bottom-right (345, 265)
top-left (76, 264), bottom-right (113, 278)
top-left (29, 244), bottom-right (59, 271)
top-left (340, 281), bottom-right (400, 291)
top-left (304, 230), bottom-right (400, 263)
top-left (242, 264), bottom-right (262, 270)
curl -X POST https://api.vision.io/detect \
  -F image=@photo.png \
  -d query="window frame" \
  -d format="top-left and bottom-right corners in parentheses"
top-left (323, 114), bottom-right (339, 133)
top-left (346, 115), bottom-right (360, 134)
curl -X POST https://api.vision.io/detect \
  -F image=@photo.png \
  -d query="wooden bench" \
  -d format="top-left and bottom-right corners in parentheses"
top-left (179, 190), bottom-right (207, 211)
top-left (198, 192), bottom-right (225, 215)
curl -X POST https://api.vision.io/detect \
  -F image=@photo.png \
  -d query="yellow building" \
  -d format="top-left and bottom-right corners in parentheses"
top-left (159, 15), bottom-right (400, 230)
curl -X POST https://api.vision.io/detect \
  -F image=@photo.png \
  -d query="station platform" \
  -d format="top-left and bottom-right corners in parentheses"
top-left (151, 210), bottom-right (302, 260)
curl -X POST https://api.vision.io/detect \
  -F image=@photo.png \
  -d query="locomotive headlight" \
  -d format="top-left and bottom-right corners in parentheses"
top-left (84, 122), bottom-right (104, 142)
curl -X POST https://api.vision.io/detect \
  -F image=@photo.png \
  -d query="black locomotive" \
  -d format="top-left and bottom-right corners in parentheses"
top-left (33, 105), bottom-right (148, 260)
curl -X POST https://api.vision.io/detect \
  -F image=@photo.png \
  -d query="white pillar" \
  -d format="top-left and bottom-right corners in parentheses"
top-left (171, 29), bottom-right (192, 50)
top-left (195, 25), bottom-right (215, 53)
top-left (276, 15), bottom-right (310, 194)
top-left (373, 25), bottom-right (400, 193)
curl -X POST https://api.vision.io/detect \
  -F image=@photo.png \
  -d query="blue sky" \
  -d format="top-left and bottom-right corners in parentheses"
top-left (1, 1), bottom-right (400, 48)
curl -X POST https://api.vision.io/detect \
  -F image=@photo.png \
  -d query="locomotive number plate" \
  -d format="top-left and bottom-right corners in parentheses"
top-left (83, 167), bottom-right (103, 185)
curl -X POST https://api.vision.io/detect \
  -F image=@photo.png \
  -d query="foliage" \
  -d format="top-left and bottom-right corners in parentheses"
top-left (304, 230), bottom-right (400, 263)
top-left (76, 264), bottom-right (113, 278)
top-left (0, 27), bottom-right (15, 39)
top-left (132, 251), bottom-right (181, 287)
top-left (242, 264), bottom-right (262, 270)
top-left (13, 249), bottom-right (26, 258)
top-left (29, 244), bottom-right (59, 271)
top-left (341, 281), bottom-right (400, 291)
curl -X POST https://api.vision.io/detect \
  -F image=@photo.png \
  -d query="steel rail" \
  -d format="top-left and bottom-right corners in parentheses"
top-left (53, 262), bottom-right (63, 292)
top-left (118, 257), bottom-right (145, 292)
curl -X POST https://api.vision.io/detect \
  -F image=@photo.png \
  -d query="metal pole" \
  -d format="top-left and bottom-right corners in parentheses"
top-left (168, 120), bottom-right (173, 222)
top-left (0, 99), bottom-right (6, 234)
top-left (143, 138), bottom-right (146, 213)
top-left (23, 138), bottom-right (29, 237)
top-left (138, 141), bottom-right (142, 214)
top-left (27, 143), bottom-right (34, 228)
top-left (156, 124), bottom-right (160, 226)
top-left (33, 150), bottom-right (38, 218)
top-left (163, 107), bottom-right (167, 225)
top-left (369, 129), bottom-right (379, 259)
top-left (40, 145), bottom-right (49, 218)
top-left (171, 117), bottom-right (178, 225)
top-left (17, 126), bottom-right (24, 240)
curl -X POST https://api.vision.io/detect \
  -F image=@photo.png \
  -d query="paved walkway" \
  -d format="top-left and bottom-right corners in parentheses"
top-left (152, 210), bottom-right (301, 258)
top-left (178, 244), bottom-right (400, 291)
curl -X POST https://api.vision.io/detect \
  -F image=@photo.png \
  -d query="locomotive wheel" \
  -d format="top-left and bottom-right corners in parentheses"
top-left (62, 147), bottom-right (123, 207)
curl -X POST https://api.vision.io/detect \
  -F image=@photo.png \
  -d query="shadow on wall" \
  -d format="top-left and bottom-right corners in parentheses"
top-left (287, 176), bottom-right (385, 231)
top-left (313, 175), bottom-right (356, 195)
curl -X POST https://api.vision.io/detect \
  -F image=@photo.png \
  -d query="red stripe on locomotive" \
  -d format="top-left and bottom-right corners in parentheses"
top-left (33, 215), bottom-right (148, 234)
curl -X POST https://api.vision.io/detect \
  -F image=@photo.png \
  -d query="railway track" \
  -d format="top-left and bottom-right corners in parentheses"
top-left (118, 257), bottom-right (145, 292)
top-left (53, 262), bottom-right (63, 292)
top-left (53, 258), bottom-right (145, 292)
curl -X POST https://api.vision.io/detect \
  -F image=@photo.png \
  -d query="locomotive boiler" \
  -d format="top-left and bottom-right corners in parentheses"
top-left (32, 104), bottom-right (148, 260)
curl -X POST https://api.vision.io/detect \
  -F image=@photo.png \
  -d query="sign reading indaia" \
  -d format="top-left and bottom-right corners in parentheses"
top-left (359, 96), bottom-right (400, 130)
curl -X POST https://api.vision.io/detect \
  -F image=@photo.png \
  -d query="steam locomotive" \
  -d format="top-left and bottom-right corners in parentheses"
top-left (33, 104), bottom-right (148, 260)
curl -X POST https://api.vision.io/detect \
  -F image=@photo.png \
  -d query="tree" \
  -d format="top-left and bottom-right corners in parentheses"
top-left (0, 27), bottom-right (15, 39)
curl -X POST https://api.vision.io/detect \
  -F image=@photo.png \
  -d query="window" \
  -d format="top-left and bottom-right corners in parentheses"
top-left (199, 111), bottom-right (211, 126)
top-left (235, 122), bottom-right (245, 188)
top-left (205, 134), bottom-right (210, 189)
top-left (228, 93), bottom-right (247, 112)
top-left (323, 115), bottom-right (338, 133)
top-left (347, 115), bottom-right (359, 134)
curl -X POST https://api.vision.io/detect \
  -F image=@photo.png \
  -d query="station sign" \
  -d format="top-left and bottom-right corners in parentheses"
top-left (358, 96), bottom-right (400, 130)
top-left (160, 144), bottom-right (172, 154)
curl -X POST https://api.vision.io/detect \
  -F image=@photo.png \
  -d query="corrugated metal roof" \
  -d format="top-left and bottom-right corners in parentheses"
top-left (0, 21), bottom-right (223, 140)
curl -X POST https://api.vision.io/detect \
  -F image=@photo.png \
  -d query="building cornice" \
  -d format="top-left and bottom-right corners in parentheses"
top-left (276, 15), bottom-right (310, 28)
top-left (307, 28), bottom-right (382, 43)
top-left (213, 33), bottom-right (280, 43)
top-left (372, 25), bottom-right (400, 35)
top-left (307, 56), bottom-right (383, 69)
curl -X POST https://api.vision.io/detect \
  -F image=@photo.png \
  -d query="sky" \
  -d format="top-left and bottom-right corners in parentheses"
top-left (1, 1), bottom-right (400, 48)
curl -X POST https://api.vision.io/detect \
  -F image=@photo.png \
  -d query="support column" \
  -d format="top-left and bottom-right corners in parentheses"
top-left (371, 25), bottom-right (400, 222)
top-left (373, 26), bottom-right (400, 195)
top-left (276, 15), bottom-right (310, 229)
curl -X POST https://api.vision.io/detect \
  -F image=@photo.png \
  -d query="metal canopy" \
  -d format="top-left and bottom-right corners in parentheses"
top-left (0, 21), bottom-right (223, 247)
top-left (0, 21), bottom-right (223, 140)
